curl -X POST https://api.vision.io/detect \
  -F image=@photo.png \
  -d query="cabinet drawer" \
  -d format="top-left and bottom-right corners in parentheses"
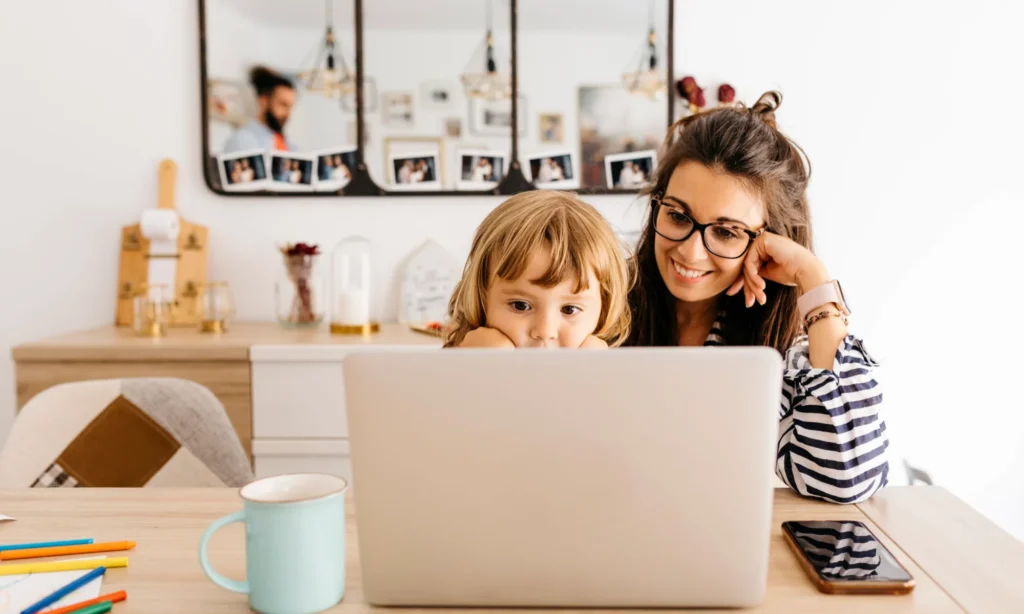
top-left (252, 360), bottom-right (346, 438)
top-left (252, 439), bottom-right (351, 483)
top-left (251, 344), bottom-right (440, 439)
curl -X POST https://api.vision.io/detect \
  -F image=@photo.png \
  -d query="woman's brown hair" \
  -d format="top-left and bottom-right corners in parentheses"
top-left (444, 191), bottom-right (632, 348)
top-left (626, 91), bottom-right (812, 353)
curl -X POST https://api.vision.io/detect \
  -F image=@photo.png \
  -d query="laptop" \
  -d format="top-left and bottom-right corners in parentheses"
top-left (343, 348), bottom-right (782, 608)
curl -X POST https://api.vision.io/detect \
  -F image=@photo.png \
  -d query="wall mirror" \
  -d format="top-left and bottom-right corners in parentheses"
top-left (362, 0), bottom-right (514, 195)
top-left (202, 0), bottom-right (360, 195)
top-left (199, 0), bottom-right (674, 197)
top-left (516, 0), bottom-right (672, 194)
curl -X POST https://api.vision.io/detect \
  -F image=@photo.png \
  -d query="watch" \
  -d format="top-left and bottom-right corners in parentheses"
top-left (797, 280), bottom-right (851, 320)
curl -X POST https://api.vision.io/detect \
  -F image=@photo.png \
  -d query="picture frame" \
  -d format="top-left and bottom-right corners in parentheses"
top-left (538, 113), bottom-right (564, 144)
top-left (604, 150), bottom-right (657, 189)
top-left (456, 149), bottom-right (507, 191)
top-left (340, 76), bottom-right (378, 112)
top-left (384, 136), bottom-right (445, 191)
top-left (267, 152), bottom-right (315, 192)
top-left (381, 91), bottom-right (414, 127)
top-left (388, 151), bottom-right (442, 191)
top-left (420, 80), bottom-right (458, 111)
top-left (217, 149), bottom-right (269, 192)
top-left (469, 95), bottom-right (527, 137)
top-left (444, 118), bottom-right (462, 138)
top-left (314, 146), bottom-right (358, 192)
top-left (579, 84), bottom-right (664, 189)
top-left (207, 79), bottom-right (253, 127)
top-left (526, 150), bottom-right (578, 190)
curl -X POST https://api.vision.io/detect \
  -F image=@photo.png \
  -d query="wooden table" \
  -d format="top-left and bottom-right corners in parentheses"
top-left (1, 487), bottom-right (1021, 613)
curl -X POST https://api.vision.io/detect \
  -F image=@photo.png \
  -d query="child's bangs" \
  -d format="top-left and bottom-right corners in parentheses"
top-left (492, 214), bottom-right (598, 293)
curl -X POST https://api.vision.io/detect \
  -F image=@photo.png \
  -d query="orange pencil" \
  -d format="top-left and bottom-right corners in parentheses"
top-left (43, 590), bottom-right (127, 614)
top-left (0, 540), bottom-right (136, 560)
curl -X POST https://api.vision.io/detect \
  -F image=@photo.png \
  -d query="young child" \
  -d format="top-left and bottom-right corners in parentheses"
top-left (444, 190), bottom-right (632, 349)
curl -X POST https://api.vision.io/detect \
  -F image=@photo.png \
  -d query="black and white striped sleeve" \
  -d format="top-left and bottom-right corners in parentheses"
top-left (775, 334), bottom-right (889, 504)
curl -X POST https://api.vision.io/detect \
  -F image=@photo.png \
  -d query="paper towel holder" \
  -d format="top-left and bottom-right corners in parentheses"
top-left (115, 159), bottom-right (209, 327)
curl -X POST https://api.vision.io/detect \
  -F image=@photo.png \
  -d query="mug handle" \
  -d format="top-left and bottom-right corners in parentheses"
top-left (199, 510), bottom-right (250, 594)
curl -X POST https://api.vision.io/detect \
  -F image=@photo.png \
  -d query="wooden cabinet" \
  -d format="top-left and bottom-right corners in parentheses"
top-left (12, 323), bottom-right (441, 469)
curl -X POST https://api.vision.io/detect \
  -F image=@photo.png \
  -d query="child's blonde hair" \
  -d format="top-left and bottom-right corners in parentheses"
top-left (444, 190), bottom-right (632, 347)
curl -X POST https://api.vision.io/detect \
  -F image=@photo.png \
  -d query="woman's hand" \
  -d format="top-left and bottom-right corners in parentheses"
top-left (579, 335), bottom-right (609, 349)
top-left (726, 232), bottom-right (830, 307)
top-left (458, 327), bottom-right (516, 348)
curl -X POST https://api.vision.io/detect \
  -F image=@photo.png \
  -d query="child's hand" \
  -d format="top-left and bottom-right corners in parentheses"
top-left (459, 327), bottom-right (515, 348)
top-left (579, 335), bottom-right (609, 349)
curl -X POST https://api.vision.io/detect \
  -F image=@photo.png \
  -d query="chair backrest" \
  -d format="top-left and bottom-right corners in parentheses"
top-left (903, 460), bottom-right (934, 486)
top-left (0, 378), bottom-right (253, 488)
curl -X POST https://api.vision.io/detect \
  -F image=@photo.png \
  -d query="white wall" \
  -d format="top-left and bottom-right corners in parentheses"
top-left (1, 1), bottom-right (1023, 537)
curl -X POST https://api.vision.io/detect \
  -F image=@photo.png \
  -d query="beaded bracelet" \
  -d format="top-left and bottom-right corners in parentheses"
top-left (804, 309), bottom-right (849, 330)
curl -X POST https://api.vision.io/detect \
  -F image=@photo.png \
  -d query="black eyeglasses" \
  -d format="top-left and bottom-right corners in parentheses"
top-left (652, 193), bottom-right (764, 259)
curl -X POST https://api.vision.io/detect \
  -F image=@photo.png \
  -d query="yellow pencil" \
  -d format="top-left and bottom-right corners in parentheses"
top-left (0, 557), bottom-right (128, 576)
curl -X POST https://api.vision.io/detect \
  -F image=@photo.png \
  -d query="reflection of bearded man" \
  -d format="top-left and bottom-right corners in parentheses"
top-left (223, 66), bottom-right (297, 153)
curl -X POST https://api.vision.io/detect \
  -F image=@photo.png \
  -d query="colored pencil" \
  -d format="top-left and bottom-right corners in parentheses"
top-left (1, 541), bottom-right (136, 561)
top-left (0, 557), bottom-right (128, 576)
top-left (67, 601), bottom-right (112, 614)
top-left (0, 539), bottom-right (93, 552)
top-left (41, 590), bottom-right (126, 614)
top-left (20, 565), bottom-right (106, 614)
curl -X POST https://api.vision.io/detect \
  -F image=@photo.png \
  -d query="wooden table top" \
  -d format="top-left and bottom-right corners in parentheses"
top-left (2, 486), bottom-right (1019, 612)
top-left (11, 323), bottom-right (441, 362)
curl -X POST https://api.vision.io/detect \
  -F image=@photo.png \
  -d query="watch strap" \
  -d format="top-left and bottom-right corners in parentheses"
top-left (798, 280), bottom-right (847, 320)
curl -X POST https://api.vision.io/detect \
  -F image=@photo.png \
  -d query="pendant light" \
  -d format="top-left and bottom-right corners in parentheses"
top-left (622, 0), bottom-right (666, 100)
top-left (297, 0), bottom-right (356, 99)
top-left (460, 0), bottom-right (512, 101)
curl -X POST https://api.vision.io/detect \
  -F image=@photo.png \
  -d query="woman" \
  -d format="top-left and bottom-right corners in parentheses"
top-left (239, 158), bottom-right (254, 183)
top-left (472, 157), bottom-right (493, 183)
top-left (626, 92), bottom-right (887, 505)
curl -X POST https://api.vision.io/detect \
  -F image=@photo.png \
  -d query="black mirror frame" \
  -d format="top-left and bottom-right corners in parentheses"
top-left (199, 0), bottom-right (675, 197)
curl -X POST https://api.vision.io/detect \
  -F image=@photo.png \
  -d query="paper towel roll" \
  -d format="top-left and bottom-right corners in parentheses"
top-left (140, 209), bottom-right (180, 246)
top-left (141, 209), bottom-right (181, 301)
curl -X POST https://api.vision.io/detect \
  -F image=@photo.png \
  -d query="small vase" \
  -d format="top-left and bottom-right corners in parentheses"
top-left (276, 253), bottom-right (324, 328)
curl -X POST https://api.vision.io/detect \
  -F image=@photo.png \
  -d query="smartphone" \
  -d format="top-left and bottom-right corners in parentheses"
top-left (782, 520), bottom-right (915, 595)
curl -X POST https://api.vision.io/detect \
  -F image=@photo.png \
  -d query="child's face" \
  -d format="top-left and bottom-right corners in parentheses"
top-left (485, 249), bottom-right (602, 348)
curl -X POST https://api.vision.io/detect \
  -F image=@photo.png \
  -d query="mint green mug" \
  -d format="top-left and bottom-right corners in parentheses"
top-left (199, 473), bottom-right (348, 614)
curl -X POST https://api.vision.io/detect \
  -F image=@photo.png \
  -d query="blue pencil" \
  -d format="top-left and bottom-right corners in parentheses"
top-left (0, 539), bottom-right (93, 552)
top-left (20, 565), bottom-right (106, 614)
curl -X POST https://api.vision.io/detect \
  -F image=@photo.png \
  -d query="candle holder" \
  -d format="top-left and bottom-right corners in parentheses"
top-left (329, 236), bottom-right (379, 335)
top-left (197, 281), bottom-right (236, 333)
top-left (132, 283), bottom-right (173, 338)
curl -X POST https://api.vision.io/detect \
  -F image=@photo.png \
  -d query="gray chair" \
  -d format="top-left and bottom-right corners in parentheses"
top-left (0, 378), bottom-right (253, 488)
top-left (903, 459), bottom-right (934, 486)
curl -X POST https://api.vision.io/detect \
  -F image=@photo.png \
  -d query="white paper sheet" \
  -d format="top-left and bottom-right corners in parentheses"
top-left (0, 557), bottom-right (105, 613)
top-left (0, 515), bottom-right (14, 523)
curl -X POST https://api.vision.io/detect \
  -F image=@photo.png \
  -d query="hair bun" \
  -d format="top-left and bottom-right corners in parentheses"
top-left (749, 91), bottom-right (782, 128)
top-left (249, 65), bottom-right (273, 86)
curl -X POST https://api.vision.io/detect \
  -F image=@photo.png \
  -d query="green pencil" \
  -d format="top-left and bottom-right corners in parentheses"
top-left (68, 600), bottom-right (112, 614)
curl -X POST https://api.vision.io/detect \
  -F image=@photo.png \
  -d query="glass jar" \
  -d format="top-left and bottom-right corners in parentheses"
top-left (133, 283), bottom-right (172, 337)
top-left (198, 281), bottom-right (236, 333)
top-left (276, 249), bottom-right (324, 328)
top-left (329, 236), bottom-right (379, 335)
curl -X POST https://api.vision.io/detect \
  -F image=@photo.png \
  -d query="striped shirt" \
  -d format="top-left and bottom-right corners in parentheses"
top-left (706, 316), bottom-right (889, 505)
